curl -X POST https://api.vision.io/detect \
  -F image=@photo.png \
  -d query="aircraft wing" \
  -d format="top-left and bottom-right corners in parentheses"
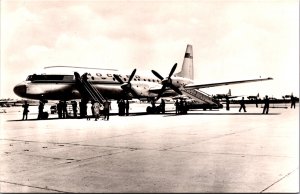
top-left (184, 77), bottom-right (273, 90)
top-left (149, 87), bottom-right (176, 95)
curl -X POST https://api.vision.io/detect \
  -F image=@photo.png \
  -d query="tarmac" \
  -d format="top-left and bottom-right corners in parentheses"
top-left (0, 103), bottom-right (299, 192)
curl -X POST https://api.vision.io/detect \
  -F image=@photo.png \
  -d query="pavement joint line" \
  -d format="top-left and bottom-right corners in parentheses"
top-left (161, 149), bottom-right (297, 158)
top-left (0, 138), bottom-right (158, 151)
top-left (67, 131), bottom-right (148, 144)
top-left (0, 180), bottom-right (69, 193)
top-left (162, 127), bottom-right (256, 151)
top-left (260, 167), bottom-right (299, 193)
top-left (15, 152), bottom-right (81, 162)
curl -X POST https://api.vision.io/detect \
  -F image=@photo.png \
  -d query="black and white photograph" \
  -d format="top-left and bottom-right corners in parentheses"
top-left (0, 0), bottom-right (299, 192)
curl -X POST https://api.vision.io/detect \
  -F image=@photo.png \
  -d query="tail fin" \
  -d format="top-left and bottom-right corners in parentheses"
top-left (175, 44), bottom-right (194, 80)
top-left (228, 89), bottom-right (231, 96)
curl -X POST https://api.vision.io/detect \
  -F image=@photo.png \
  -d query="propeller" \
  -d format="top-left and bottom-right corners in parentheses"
top-left (113, 69), bottom-right (138, 97)
top-left (151, 63), bottom-right (182, 100)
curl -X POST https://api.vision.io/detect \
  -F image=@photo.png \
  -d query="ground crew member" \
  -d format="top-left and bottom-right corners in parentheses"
top-left (103, 99), bottom-right (111, 121)
top-left (22, 101), bottom-right (29, 120)
top-left (179, 99), bottom-right (184, 114)
top-left (239, 97), bottom-right (247, 112)
top-left (72, 101), bottom-right (78, 118)
top-left (291, 94), bottom-right (296, 109)
top-left (37, 100), bottom-right (44, 119)
top-left (160, 99), bottom-right (165, 113)
top-left (57, 101), bottom-right (63, 119)
top-left (225, 96), bottom-right (230, 111)
top-left (262, 95), bottom-right (270, 114)
top-left (175, 100), bottom-right (179, 115)
top-left (62, 101), bottom-right (68, 118)
top-left (125, 100), bottom-right (130, 116)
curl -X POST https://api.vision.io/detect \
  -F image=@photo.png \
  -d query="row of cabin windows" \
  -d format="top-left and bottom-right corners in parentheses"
top-left (89, 76), bottom-right (181, 85)
top-left (91, 74), bottom-right (161, 83)
top-left (27, 74), bottom-right (181, 85)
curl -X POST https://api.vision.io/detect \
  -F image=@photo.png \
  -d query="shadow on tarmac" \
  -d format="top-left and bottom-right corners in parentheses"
top-left (163, 112), bottom-right (280, 117)
top-left (7, 111), bottom-right (280, 122)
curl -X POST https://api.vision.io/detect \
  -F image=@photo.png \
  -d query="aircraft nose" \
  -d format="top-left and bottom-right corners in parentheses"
top-left (13, 84), bottom-right (27, 97)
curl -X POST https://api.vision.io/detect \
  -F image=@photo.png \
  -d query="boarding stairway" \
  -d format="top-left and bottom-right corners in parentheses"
top-left (74, 72), bottom-right (105, 104)
top-left (181, 88), bottom-right (217, 104)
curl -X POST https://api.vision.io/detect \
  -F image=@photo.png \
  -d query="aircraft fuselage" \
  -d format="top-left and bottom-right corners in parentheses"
top-left (13, 67), bottom-right (192, 101)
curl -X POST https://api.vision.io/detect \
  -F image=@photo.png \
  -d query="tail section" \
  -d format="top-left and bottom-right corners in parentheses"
top-left (228, 89), bottom-right (231, 96)
top-left (175, 44), bottom-right (194, 80)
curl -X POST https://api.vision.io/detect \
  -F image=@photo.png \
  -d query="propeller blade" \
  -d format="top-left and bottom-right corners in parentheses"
top-left (156, 85), bottom-right (166, 100)
top-left (128, 69), bottom-right (136, 83)
top-left (170, 84), bottom-right (182, 95)
top-left (168, 63), bottom-right (177, 78)
top-left (113, 74), bottom-right (124, 84)
top-left (151, 70), bottom-right (164, 80)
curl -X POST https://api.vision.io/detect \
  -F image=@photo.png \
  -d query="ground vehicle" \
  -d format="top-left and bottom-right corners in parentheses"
top-left (50, 105), bottom-right (57, 114)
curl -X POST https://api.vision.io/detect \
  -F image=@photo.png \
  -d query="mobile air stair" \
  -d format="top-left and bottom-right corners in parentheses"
top-left (181, 89), bottom-right (221, 110)
top-left (74, 72), bottom-right (105, 104)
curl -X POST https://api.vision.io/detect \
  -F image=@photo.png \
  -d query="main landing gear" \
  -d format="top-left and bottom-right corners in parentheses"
top-left (146, 99), bottom-right (162, 114)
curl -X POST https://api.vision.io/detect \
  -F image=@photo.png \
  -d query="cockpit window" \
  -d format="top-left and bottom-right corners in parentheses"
top-left (26, 75), bottom-right (33, 81)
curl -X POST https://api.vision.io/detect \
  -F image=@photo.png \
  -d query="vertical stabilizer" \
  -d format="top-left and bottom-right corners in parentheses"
top-left (175, 44), bottom-right (194, 80)
top-left (228, 89), bottom-right (231, 96)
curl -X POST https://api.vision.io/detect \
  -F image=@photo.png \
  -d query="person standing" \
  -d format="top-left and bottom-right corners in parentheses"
top-left (175, 100), bottom-right (179, 115)
top-left (291, 94), bottom-right (296, 109)
top-left (118, 99), bottom-right (124, 116)
top-left (57, 101), bottom-right (63, 119)
top-left (120, 99), bottom-right (125, 116)
top-left (160, 99), bottom-right (165, 114)
top-left (239, 97), bottom-right (247, 112)
top-left (22, 101), bottom-right (29, 120)
top-left (125, 100), bottom-right (130, 116)
top-left (262, 95), bottom-right (270, 114)
top-left (93, 101), bottom-right (101, 121)
top-left (225, 96), bottom-right (230, 111)
top-left (179, 99), bottom-right (184, 114)
top-left (103, 99), bottom-right (111, 121)
top-left (86, 101), bottom-right (92, 120)
top-left (37, 100), bottom-right (44, 119)
top-left (62, 101), bottom-right (68, 119)
top-left (72, 101), bottom-right (78, 118)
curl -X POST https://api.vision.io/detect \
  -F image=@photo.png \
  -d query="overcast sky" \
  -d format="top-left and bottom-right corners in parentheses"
top-left (1, 0), bottom-right (299, 99)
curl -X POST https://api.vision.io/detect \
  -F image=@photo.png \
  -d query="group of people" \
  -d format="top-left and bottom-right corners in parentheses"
top-left (57, 101), bottom-right (70, 119)
top-left (86, 99), bottom-right (111, 121)
top-left (20, 94), bottom-right (298, 120)
top-left (174, 99), bottom-right (188, 115)
top-left (237, 95), bottom-right (275, 114)
top-left (117, 99), bottom-right (130, 116)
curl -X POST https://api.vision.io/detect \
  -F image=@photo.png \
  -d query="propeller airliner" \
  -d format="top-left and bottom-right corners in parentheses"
top-left (13, 44), bottom-right (273, 113)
